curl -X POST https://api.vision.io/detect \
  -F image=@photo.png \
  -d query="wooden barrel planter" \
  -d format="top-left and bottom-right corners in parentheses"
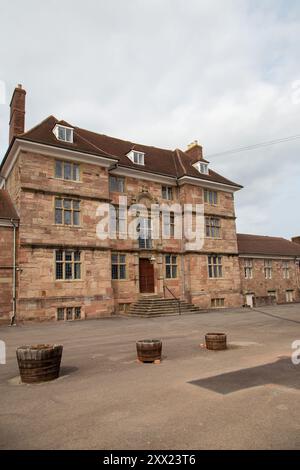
top-left (16, 344), bottom-right (63, 384)
top-left (136, 339), bottom-right (162, 363)
top-left (205, 333), bottom-right (227, 351)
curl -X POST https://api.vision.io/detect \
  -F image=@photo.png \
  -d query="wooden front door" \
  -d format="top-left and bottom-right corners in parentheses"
top-left (139, 259), bottom-right (155, 293)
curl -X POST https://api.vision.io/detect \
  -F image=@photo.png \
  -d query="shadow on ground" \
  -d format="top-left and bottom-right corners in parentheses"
top-left (189, 357), bottom-right (300, 395)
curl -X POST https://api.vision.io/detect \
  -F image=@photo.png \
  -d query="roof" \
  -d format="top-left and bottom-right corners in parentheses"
top-left (0, 190), bottom-right (19, 219)
top-left (237, 233), bottom-right (300, 257)
top-left (2, 115), bottom-right (242, 189)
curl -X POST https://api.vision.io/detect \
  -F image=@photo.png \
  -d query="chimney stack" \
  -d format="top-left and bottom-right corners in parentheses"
top-left (292, 236), bottom-right (300, 245)
top-left (9, 84), bottom-right (26, 144)
top-left (185, 140), bottom-right (203, 161)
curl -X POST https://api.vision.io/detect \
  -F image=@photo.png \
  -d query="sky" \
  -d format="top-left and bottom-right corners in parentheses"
top-left (0, 0), bottom-right (300, 238)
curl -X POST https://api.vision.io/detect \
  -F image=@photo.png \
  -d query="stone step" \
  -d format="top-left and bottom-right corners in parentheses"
top-left (127, 298), bottom-right (207, 317)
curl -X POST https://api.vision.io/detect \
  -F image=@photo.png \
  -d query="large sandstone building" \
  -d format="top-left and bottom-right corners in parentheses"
top-left (0, 85), bottom-right (299, 323)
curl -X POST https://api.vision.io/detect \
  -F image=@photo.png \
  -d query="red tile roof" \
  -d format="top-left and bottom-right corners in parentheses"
top-left (4, 115), bottom-right (242, 188)
top-left (237, 233), bottom-right (300, 257)
top-left (0, 190), bottom-right (19, 220)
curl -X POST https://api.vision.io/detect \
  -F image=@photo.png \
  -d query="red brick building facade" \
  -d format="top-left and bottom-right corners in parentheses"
top-left (0, 85), bottom-right (299, 323)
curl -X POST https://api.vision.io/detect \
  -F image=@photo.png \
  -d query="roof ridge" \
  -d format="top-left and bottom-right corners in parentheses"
top-left (73, 128), bottom-right (119, 160)
top-left (175, 148), bottom-right (187, 176)
top-left (20, 115), bottom-right (58, 137)
top-left (75, 125), bottom-right (174, 154)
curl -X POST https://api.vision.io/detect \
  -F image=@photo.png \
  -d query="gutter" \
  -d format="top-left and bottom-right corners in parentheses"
top-left (9, 219), bottom-right (18, 326)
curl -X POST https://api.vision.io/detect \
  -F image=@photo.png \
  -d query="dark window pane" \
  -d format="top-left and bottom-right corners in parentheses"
top-left (64, 210), bottom-right (71, 225)
top-left (172, 266), bottom-right (177, 278)
top-left (55, 198), bottom-right (62, 208)
top-left (74, 307), bottom-right (81, 319)
top-left (66, 128), bottom-right (72, 142)
top-left (63, 199), bottom-right (71, 209)
top-left (56, 263), bottom-right (63, 280)
top-left (73, 164), bottom-right (79, 181)
top-left (58, 127), bottom-right (66, 140)
top-left (65, 251), bottom-right (72, 261)
top-left (64, 162), bottom-right (72, 180)
top-left (73, 200), bottom-right (80, 210)
top-left (172, 256), bottom-right (177, 264)
top-left (55, 209), bottom-right (62, 224)
top-left (73, 211), bottom-right (80, 226)
top-left (66, 307), bottom-right (73, 320)
top-left (166, 255), bottom-right (171, 264)
top-left (119, 254), bottom-right (126, 264)
top-left (119, 265), bottom-right (126, 279)
top-left (65, 263), bottom-right (73, 279)
top-left (74, 251), bottom-right (81, 261)
top-left (57, 308), bottom-right (64, 320)
top-left (56, 250), bottom-right (63, 261)
top-left (55, 161), bottom-right (62, 178)
top-left (208, 266), bottom-right (213, 278)
top-left (74, 263), bottom-right (81, 279)
top-left (166, 265), bottom-right (171, 278)
top-left (112, 264), bottom-right (118, 279)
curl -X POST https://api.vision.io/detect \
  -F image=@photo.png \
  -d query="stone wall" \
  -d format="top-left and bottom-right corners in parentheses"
top-left (0, 226), bottom-right (14, 323)
top-left (239, 257), bottom-right (300, 304)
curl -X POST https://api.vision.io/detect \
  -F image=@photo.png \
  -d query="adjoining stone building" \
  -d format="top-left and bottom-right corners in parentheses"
top-left (237, 234), bottom-right (300, 307)
top-left (0, 85), bottom-right (299, 323)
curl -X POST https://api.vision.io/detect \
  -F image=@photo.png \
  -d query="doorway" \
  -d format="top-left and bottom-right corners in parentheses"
top-left (139, 258), bottom-right (155, 293)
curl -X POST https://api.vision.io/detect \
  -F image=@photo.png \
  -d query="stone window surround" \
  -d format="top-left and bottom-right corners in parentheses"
top-left (111, 252), bottom-right (127, 280)
top-left (165, 254), bottom-right (178, 279)
top-left (57, 306), bottom-right (82, 321)
top-left (54, 196), bottom-right (81, 227)
top-left (55, 249), bottom-right (82, 281)
top-left (54, 159), bottom-right (80, 182)
top-left (208, 255), bottom-right (223, 278)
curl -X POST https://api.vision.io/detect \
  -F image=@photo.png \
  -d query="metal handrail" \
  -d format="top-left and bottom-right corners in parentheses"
top-left (163, 284), bottom-right (181, 315)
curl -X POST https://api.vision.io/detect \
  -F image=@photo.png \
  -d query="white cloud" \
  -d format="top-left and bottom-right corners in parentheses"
top-left (1, 0), bottom-right (300, 237)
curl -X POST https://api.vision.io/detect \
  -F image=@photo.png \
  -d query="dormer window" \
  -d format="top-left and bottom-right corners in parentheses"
top-left (127, 150), bottom-right (145, 165)
top-left (53, 125), bottom-right (74, 143)
top-left (193, 161), bottom-right (209, 175)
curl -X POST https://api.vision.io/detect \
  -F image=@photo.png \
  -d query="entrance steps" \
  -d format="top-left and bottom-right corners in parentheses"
top-left (126, 298), bottom-right (207, 317)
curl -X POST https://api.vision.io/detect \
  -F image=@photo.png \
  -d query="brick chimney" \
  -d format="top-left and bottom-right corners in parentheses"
top-left (9, 84), bottom-right (26, 144)
top-left (292, 236), bottom-right (300, 245)
top-left (185, 140), bottom-right (203, 161)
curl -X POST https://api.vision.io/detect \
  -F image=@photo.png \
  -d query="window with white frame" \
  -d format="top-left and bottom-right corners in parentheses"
top-left (264, 259), bottom-right (272, 279)
top-left (53, 125), bottom-right (74, 143)
top-left (286, 290), bottom-right (294, 302)
top-left (208, 255), bottom-right (223, 278)
top-left (127, 150), bottom-right (145, 165)
top-left (162, 186), bottom-right (173, 200)
top-left (204, 189), bottom-right (218, 205)
top-left (55, 197), bottom-right (80, 226)
top-left (282, 261), bottom-right (290, 279)
top-left (55, 250), bottom-right (81, 280)
top-left (205, 217), bottom-right (221, 238)
top-left (244, 259), bottom-right (253, 279)
top-left (55, 160), bottom-right (80, 181)
top-left (194, 161), bottom-right (208, 174)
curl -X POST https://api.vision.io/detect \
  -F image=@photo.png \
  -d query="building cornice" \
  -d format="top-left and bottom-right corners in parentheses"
top-left (109, 166), bottom-right (176, 186)
top-left (239, 253), bottom-right (300, 260)
top-left (177, 175), bottom-right (241, 193)
top-left (0, 139), bottom-right (118, 183)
